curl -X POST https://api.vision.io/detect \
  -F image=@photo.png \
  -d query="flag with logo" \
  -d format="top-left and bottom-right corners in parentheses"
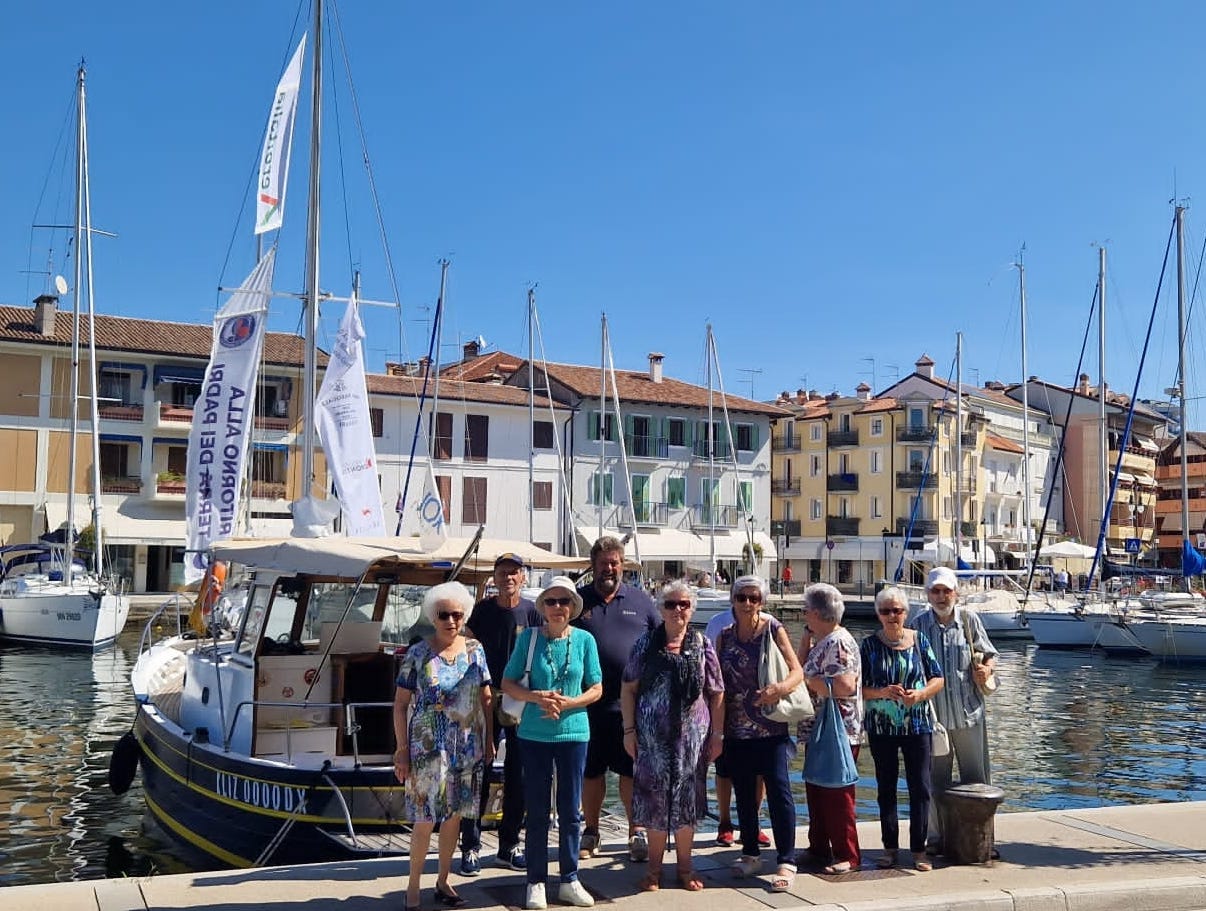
top-left (254, 35), bottom-right (306, 235)
top-left (416, 463), bottom-right (447, 552)
top-left (314, 290), bottom-right (386, 536)
top-left (184, 248), bottom-right (276, 583)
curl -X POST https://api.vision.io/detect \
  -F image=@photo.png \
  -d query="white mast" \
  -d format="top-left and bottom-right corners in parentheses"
top-left (1098, 246), bottom-right (1108, 545)
top-left (707, 324), bottom-right (716, 573)
top-left (527, 287), bottom-right (535, 544)
top-left (954, 331), bottom-right (963, 561)
top-left (1176, 205), bottom-right (1190, 590)
top-left (1018, 259), bottom-right (1032, 561)
top-left (598, 315), bottom-right (607, 540)
top-left (300, 0), bottom-right (324, 501)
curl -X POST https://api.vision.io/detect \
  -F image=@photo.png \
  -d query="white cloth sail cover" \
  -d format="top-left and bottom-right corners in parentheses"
top-left (254, 34), bottom-right (306, 235)
top-left (416, 462), bottom-right (449, 552)
top-left (184, 248), bottom-right (276, 583)
top-left (313, 291), bottom-right (386, 536)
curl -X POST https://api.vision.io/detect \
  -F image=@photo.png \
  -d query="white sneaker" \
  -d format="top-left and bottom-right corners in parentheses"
top-left (558, 880), bottom-right (595, 907)
top-left (526, 882), bottom-right (548, 910)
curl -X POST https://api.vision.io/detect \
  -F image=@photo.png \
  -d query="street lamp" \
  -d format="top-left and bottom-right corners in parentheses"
top-left (1129, 492), bottom-right (1146, 566)
top-left (881, 527), bottom-right (891, 581)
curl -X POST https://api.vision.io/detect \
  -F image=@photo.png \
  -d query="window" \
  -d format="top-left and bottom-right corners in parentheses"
top-left (871, 495), bottom-right (883, 518)
top-left (433, 412), bottom-right (453, 460)
top-left (532, 480), bottom-right (553, 510)
top-left (810, 423), bottom-right (822, 442)
top-left (255, 381), bottom-right (289, 418)
top-left (252, 448), bottom-right (286, 484)
top-left (839, 414), bottom-right (851, 432)
top-left (588, 411), bottom-right (617, 442)
top-left (908, 449), bottom-right (926, 472)
top-left (99, 370), bottom-right (134, 406)
top-left (870, 417), bottom-right (884, 436)
top-left (462, 477), bottom-right (487, 524)
top-left (668, 418), bottom-right (686, 447)
top-left (167, 446), bottom-right (187, 475)
top-left (838, 453), bottom-right (850, 473)
top-left (783, 501), bottom-right (793, 521)
top-left (839, 497), bottom-right (849, 518)
top-left (370, 407), bottom-right (384, 438)
top-left (784, 458), bottom-right (792, 481)
top-left (810, 498), bottom-right (822, 520)
top-left (464, 414), bottom-right (489, 461)
top-left (588, 471), bottom-right (614, 506)
top-left (739, 481), bottom-right (753, 513)
top-left (735, 424), bottom-right (756, 452)
top-left (870, 449), bottom-right (882, 473)
top-left (909, 407), bottom-right (926, 429)
top-left (666, 476), bottom-right (685, 509)
top-left (632, 475), bottom-right (651, 521)
top-left (810, 454), bottom-right (822, 477)
top-left (942, 496), bottom-right (952, 519)
top-left (533, 420), bottom-right (554, 449)
top-left (435, 475), bottom-right (451, 521)
top-left (170, 380), bottom-right (200, 407)
top-left (100, 442), bottom-right (130, 478)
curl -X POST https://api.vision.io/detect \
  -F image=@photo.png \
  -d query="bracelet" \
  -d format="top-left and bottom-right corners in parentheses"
top-left (623, 727), bottom-right (636, 734)
top-left (711, 731), bottom-right (723, 739)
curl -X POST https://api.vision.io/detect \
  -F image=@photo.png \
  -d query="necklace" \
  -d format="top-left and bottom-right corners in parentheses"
top-left (880, 630), bottom-right (906, 647)
top-left (544, 631), bottom-right (573, 691)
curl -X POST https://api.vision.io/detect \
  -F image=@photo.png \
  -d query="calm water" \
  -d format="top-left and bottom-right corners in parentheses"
top-left (1, 622), bottom-right (1205, 886)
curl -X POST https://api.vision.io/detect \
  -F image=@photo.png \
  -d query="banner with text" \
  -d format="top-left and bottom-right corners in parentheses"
top-left (254, 35), bottom-right (306, 235)
top-left (184, 249), bottom-right (276, 582)
top-left (315, 291), bottom-right (386, 536)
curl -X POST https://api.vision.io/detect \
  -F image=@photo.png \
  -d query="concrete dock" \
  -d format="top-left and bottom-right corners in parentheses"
top-left (8, 801), bottom-right (1205, 911)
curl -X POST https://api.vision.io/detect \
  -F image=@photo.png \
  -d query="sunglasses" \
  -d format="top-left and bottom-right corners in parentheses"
top-left (733, 592), bottom-right (763, 604)
top-left (662, 600), bottom-right (693, 610)
top-left (929, 587), bottom-right (954, 596)
top-left (543, 597), bottom-right (574, 608)
top-left (436, 611), bottom-right (465, 622)
top-left (877, 607), bottom-right (907, 616)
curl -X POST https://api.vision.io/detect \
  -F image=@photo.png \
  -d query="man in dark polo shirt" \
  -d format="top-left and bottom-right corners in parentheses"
top-left (459, 552), bottom-right (540, 876)
top-left (572, 535), bottom-right (659, 862)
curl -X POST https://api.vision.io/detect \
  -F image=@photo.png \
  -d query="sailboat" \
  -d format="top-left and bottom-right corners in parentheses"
top-left (0, 65), bottom-right (131, 649)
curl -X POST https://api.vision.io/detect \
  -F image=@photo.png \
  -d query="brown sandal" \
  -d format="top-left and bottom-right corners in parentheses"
top-left (639, 869), bottom-right (662, 892)
top-left (677, 868), bottom-right (704, 891)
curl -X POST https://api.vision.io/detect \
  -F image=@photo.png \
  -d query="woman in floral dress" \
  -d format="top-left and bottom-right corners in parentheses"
top-left (394, 581), bottom-right (494, 910)
top-left (621, 581), bottom-right (724, 892)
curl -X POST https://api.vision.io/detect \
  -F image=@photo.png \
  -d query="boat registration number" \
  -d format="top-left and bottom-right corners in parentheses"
top-left (214, 770), bottom-right (307, 813)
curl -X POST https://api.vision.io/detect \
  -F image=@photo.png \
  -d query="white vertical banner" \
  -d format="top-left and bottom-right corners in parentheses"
top-left (184, 248), bottom-right (276, 583)
top-left (416, 463), bottom-right (448, 552)
top-left (314, 291), bottom-right (386, 537)
top-left (254, 35), bottom-right (306, 235)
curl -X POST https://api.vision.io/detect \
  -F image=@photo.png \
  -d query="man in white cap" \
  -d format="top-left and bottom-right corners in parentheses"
top-left (910, 566), bottom-right (999, 855)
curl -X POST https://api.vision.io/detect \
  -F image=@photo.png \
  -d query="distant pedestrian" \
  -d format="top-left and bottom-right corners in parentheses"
top-left (781, 564), bottom-right (793, 591)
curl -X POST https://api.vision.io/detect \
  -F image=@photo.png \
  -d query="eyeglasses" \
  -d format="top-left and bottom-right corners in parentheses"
top-left (543, 597), bottom-right (574, 607)
top-left (733, 592), bottom-right (763, 604)
top-left (877, 607), bottom-right (907, 616)
top-left (662, 600), bottom-right (693, 610)
top-left (436, 611), bottom-right (465, 622)
top-left (928, 587), bottom-right (954, 596)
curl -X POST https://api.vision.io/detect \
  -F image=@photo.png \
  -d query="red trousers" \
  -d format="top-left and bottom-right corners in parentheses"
top-left (804, 745), bottom-right (861, 868)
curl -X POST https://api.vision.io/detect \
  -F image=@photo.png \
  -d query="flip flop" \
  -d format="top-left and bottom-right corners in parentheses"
top-left (821, 861), bottom-right (852, 875)
top-left (677, 869), bottom-right (704, 891)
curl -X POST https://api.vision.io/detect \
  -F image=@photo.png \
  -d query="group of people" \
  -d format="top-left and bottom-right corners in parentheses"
top-left (393, 538), bottom-right (998, 910)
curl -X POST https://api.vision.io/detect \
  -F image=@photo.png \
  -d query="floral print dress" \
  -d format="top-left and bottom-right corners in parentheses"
top-left (396, 637), bottom-right (491, 822)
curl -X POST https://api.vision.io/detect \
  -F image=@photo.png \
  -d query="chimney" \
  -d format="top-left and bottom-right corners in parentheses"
top-left (648, 352), bottom-right (664, 384)
top-left (463, 339), bottom-right (481, 360)
top-left (826, 391), bottom-right (840, 401)
top-left (1079, 373), bottom-right (1091, 395)
top-left (856, 382), bottom-right (871, 401)
top-left (777, 390), bottom-right (789, 404)
top-left (795, 388), bottom-right (808, 405)
top-left (915, 354), bottom-right (935, 380)
top-left (418, 355), bottom-right (432, 372)
top-left (34, 294), bottom-right (57, 337)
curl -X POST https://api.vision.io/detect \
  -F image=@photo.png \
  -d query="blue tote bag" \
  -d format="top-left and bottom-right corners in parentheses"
top-left (803, 679), bottom-right (858, 788)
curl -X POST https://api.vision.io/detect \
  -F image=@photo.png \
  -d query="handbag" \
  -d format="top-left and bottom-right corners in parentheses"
top-left (911, 637), bottom-right (949, 757)
top-left (803, 678), bottom-right (858, 788)
top-left (498, 627), bottom-right (538, 727)
top-left (758, 622), bottom-right (813, 723)
top-left (962, 609), bottom-right (999, 697)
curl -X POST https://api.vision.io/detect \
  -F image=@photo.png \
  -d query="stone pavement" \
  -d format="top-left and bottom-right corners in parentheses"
top-left (7, 801), bottom-right (1205, 911)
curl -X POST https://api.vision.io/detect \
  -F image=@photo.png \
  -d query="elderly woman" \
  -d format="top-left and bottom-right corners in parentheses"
top-left (501, 577), bottom-right (602, 911)
top-left (394, 581), bottom-right (493, 911)
top-left (796, 582), bottom-right (862, 875)
top-left (911, 566), bottom-right (999, 857)
top-left (620, 582), bottom-right (725, 892)
top-left (716, 575), bottom-right (803, 893)
top-left (860, 586), bottom-right (944, 872)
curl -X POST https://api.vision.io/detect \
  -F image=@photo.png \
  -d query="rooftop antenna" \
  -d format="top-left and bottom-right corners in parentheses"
top-left (860, 356), bottom-right (876, 390)
top-left (736, 367), bottom-right (763, 399)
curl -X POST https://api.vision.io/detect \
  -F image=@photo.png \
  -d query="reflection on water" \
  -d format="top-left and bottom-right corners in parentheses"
top-left (2, 621), bottom-right (1205, 885)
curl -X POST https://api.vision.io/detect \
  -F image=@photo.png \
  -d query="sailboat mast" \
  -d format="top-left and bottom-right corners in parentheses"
top-left (528, 287), bottom-right (535, 544)
top-left (707, 324), bottom-right (716, 572)
top-left (65, 65), bottom-right (86, 579)
top-left (1176, 205), bottom-right (1190, 589)
top-left (300, 0), bottom-right (324, 500)
top-left (1018, 259), bottom-right (1032, 561)
top-left (954, 331), bottom-right (963, 560)
top-left (598, 315), bottom-right (607, 540)
top-left (80, 69), bottom-right (106, 575)
top-left (1098, 247), bottom-right (1108, 544)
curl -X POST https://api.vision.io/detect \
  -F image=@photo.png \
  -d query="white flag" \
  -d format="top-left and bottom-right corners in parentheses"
top-left (184, 249), bottom-right (276, 583)
top-left (416, 463), bottom-right (448, 552)
top-left (254, 35), bottom-right (306, 235)
top-left (314, 291), bottom-right (386, 536)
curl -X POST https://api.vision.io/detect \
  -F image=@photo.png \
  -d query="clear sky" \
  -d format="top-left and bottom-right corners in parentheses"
top-left (2, 2), bottom-right (1204, 426)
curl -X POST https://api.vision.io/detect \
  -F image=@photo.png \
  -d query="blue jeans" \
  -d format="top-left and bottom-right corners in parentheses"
top-left (725, 734), bottom-right (796, 867)
top-left (521, 737), bottom-right (588, 885)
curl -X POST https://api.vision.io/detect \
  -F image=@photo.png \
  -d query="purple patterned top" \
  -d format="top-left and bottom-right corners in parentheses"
top-left (718, 616), bottom-right (790, 740)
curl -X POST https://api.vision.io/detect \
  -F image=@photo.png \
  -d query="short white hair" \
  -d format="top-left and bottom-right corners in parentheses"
top-left (875, 586), bottom-right (909, 611)
top-left (422, 581), bottom-right (475, 623)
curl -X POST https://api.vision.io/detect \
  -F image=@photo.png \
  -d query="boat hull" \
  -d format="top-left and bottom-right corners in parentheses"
top-left (1126, 618), bottom-right (1206, 661)
top-left (134, 704), bottom-right (408, 867)
top-left (0, 588), bottom-right (129, 648)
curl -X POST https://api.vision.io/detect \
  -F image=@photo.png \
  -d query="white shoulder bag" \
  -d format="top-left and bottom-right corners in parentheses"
top-left (498, 628), bottom-right (539, 727)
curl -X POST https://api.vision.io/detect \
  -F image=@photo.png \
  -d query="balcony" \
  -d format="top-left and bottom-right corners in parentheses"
top-left (101, 476), bottom-right (142, 494)
top-left (624, 434), bottom-right (669, 459)
top-left (960, 431), bottom-right (977, 447)
top-left (250, 480), bottom-right (287, 499)
top-left (254, 415), bottom-right (290, 432)
top-left (826, 516), bottom-right (861, 536)
top-left (771, 477), bottom-right (801, 495)
top-left (770, 519), bottom-right (802, 538)
top-left (827, 472), bottom-right (859, 492)
top-left (772, 434), bottom-right (802, 453)
top-left (896, 470), bottom-right (937, 489)
top-left (155, 473), bottom-right (186, 496)
top-left (692, 440), bottom-right (732, 461)
top-left (898, 518), bottom-right (939, 537)
top-left (829, 429), bottom-right (860, 447)
top-left (98, 403), bottom-right (144, 422)
top-left (960, 521), bottom-right (979, 538)
top-left (693, 504), bottom-right (741, 528)
top-left (897, 424), bottom-right (935, 442)
top-left (625, 501), bottom-right (669, 526)
top-left (158, 402), bottom-right (194, 424)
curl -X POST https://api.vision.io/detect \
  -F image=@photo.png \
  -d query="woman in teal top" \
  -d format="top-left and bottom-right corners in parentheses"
top-left (501, 577), bottom-right (602, 911)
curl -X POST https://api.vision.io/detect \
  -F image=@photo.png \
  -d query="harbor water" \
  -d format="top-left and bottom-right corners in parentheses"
top-left (1, 619), bottom-right (1205, 887)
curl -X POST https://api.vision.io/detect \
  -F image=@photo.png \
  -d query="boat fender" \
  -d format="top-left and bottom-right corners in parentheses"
top-left (108, 730), bottom-right (141, 795)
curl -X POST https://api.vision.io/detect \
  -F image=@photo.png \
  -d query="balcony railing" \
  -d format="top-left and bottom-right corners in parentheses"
top-left (156, 476), bottom-right (186, 496)
top-left (625, 501), bottom-right (669, 526)
top-left (829, 429), bottom-right (860, 447)
top-left (692, 440), bottom-right (732, 460)
top-left (896, 470), bottom-right (937, 489)
top-left (897, 425), bottom-right (935, 442)
top-left (98, 403), bottom-right (144, 422)
top-left (771, 478), bottom-right (801, 495)
top-left (158, 402), bottom-right (194, 423)
top-left (898, 518), bottom-right (939, 537)
top-left (693, 504), bottom-right (741, 528)
top-left (254, 415), bottom-right (290, 432)
top-left (826, 516), bottom-right (861, 536)
top-left (770, 519), bottom-right (802, 538)
top-left (960, 431), bottom-right (977, 447)
top-left (827, 472), bottom-right (859, 492)
top-left (960, 521), bottom-right (980, 538)
top-left (772, 434), bottom-right (802, 453)
top-left (250, 480), bottom-right (287, 499)
top-left (624, 434), bottom-right (669, 459)
top-left (101, 476), bottom-right (142, 494)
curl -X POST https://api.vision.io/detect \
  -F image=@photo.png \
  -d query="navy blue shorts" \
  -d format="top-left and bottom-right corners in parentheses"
top-left (584, 710), bottom-right (634, 778)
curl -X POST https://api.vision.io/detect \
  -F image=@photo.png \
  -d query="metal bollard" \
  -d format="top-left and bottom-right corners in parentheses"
top-left (936, 782), bottom-right (1005, 864)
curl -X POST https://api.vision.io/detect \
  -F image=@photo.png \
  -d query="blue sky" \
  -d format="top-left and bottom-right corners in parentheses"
top-left (2, 2), bottom-right (1204, 425)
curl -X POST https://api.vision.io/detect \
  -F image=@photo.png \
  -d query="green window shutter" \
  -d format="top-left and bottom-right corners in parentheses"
top-left (588, 412), bottom-right (599, 441)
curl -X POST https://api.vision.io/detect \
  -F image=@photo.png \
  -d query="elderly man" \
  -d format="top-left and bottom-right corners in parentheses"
top-left (459, 553), bottom-right (541, 876)
top-left (910, 566), bottom-right (999, 856)
top-left (573, 536), bottom-right (660, 862)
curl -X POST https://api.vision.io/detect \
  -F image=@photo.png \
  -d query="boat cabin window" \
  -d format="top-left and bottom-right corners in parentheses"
top-left (234, 576), bottom-right (295, 658)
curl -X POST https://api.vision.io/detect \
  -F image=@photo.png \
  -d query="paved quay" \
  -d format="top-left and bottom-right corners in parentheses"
top-left (8, 801), bottom-right (1205, 911)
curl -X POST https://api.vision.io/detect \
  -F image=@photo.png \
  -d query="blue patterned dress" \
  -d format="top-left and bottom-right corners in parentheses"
top-left (397, 638), bottom-right (491, 822)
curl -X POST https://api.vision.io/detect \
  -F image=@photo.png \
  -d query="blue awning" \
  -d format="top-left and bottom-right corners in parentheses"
top-left (152, 437), bottom-right (188, 448)
top-left (99, 433), bottom-right (143, 444)
top-left (253, 442), bottom-right (289, 453)
top-left (153, 365), bottom-right (205, 385)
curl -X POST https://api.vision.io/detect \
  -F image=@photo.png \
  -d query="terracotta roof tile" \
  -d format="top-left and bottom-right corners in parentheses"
top-left (366, 372), bottom-right (562, 408)
top-left (440, 350), bottom-right (525, 382)
top-left (985, 432), bottom-right (1024, 454)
